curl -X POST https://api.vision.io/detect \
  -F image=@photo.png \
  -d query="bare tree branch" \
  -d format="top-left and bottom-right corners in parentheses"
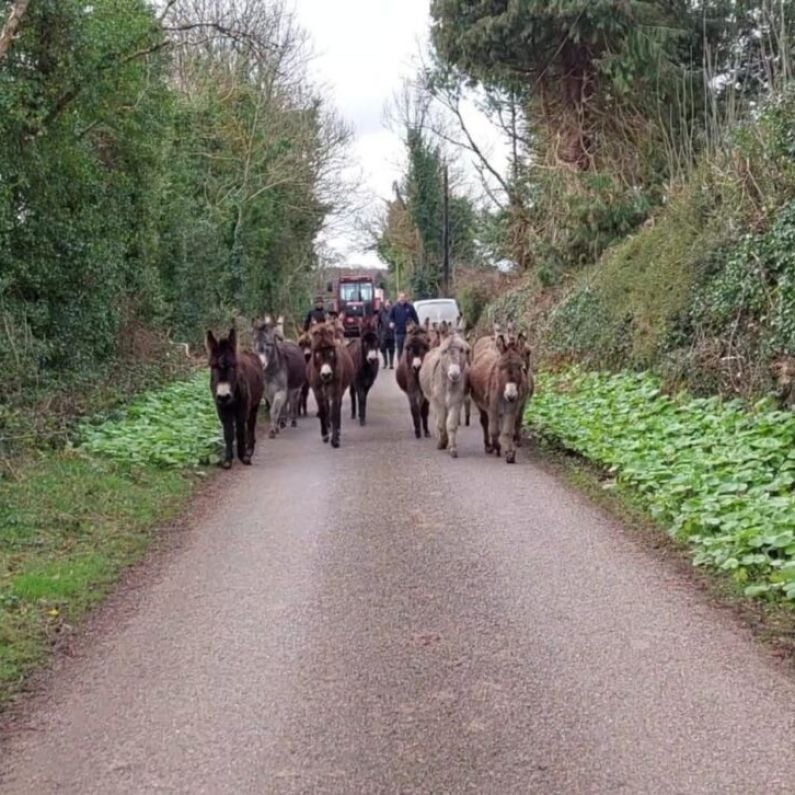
top-left (0, 0), bottom-right (29, 62)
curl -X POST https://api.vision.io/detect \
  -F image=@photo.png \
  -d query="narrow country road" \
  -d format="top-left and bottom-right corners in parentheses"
top-left (3, 374), bottom-right (795, 794)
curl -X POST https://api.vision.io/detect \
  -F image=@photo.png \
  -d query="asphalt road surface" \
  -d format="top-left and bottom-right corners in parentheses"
top-left (3, 374), bottom-right (795, 794)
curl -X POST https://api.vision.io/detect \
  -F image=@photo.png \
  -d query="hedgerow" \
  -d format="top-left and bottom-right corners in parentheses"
top-left (526, 369), bottom-right (795, 599)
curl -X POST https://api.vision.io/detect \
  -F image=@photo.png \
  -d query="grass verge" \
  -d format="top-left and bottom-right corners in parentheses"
top-left (0, 371), bottom-right (218, 705)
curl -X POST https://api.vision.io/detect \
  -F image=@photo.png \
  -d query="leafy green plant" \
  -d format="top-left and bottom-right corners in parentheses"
top-left (526, 368), bottom-right (795, 600)
top-left (78, 372), bottom-right (221, 467)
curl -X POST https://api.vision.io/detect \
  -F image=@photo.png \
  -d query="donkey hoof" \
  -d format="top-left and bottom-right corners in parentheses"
top-left (485, 445), bottom-right (493, 455)
top-left (424, 430), bottom-right (431, 438)
top-left (323, 434), bottom-right (330, 444)
top-left (414, 430), bottom-right (421, 439)
top-left (221, 460), bottom-right (232, 470)
top-left (359, 418), bottom-right (366, 426)
top-left (331, 437), bottom-right (340, 449)
top-left (450, 448), bottom-right (458, 459)
top-left (436, 440), bottom-right (446, 451)
top-left (291, 419), bottom-right (297, 428)
top-left (242, 456), bottom-right (252, 466)
top-left (268, 429), bottom-right (277, 439)
top-left (506, 452), bottom-right (516, 464)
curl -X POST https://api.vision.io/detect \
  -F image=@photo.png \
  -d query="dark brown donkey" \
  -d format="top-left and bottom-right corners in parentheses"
top-left (297, 331), bottom-right (312, 416)
top-left (468, 333), bottom-right (533, 464)
top-left (308, 321), bottom-right (354, 448)
top-left (346, 319), bottom-right (380, 425)
top-left (395, 323), bottom-right (431, 438)
top-left (206, 328), bottom-right (265, 469)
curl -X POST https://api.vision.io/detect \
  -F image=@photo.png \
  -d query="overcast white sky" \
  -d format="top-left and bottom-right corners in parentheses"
top-left (293, 0), bottom-right (429, 269)
top-left (293, 0), bottom-right (506, 270)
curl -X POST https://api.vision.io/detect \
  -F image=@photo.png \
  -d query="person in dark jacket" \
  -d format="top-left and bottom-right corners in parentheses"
top-left (389, 292), bottom-right (420, 361)
top-left (303, 295), bottom-right (327, 331)
top-left (377, 300), bottom-right (395, 368)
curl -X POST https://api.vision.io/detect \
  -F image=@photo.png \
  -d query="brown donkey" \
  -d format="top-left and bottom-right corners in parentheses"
top-left (395, 323), bottom-right (431, 439)
top-left (469, 333), bottom-right (533, 464)
top-left (307, 321), bottom-right (354, 448)
top-left (206, 328), bottom-right (265, 469)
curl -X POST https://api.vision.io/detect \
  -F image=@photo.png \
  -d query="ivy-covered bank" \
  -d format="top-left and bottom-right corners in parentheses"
top-left (0, 374), bottom-right (219, 704)
top-left (526, 369), bottom-right (795, 600)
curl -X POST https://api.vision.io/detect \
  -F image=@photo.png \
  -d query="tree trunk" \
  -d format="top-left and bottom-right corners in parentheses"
top-left (0, 0), bottom-right (30, 62)
top-left (553, 40), bottom-right (594, 170)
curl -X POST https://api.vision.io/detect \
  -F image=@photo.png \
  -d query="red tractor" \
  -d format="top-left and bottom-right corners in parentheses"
top-left (326, 275), bottom-right (383, 338)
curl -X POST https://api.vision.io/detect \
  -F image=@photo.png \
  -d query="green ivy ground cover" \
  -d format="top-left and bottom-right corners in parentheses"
top-left (79, 372), bottom-right (221, 467)
top-left (526, 369), bottom-right (795, 599)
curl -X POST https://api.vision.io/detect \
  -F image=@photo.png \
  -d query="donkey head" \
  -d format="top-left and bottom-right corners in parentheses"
top-left (298, 331), bottom-right (312, 362)
top-left (495, 334), bottom-right (529, 403)
top-left (360, 321), bottom-right (380, 364)
top-left (311, 322), bottom-right (338, 384)
top-left (440, 330), bottom-right (470, 385)
top-left (206, 328), bottom-right (238, 406)
top-left (252, 315), bottom-right (281, 370)
top-left (404, 324), bottom-right (430, 373)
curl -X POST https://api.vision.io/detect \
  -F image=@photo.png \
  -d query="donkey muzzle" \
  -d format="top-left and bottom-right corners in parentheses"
top-left (367, 349), bottom-right (379, 363)
top-left (447, 364), bottom-right (461, 383)
top-left (504, 382), bottom-right (519, 402)
top-left (320, 363), bottom-right (333, 382)
top-left (412, 356), bottom-right (422, 371)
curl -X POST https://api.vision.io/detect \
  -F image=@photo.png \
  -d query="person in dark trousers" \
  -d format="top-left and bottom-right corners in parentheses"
top-left (303, 295), bottom-right (327, 331)
top-left (377, 299), bottom-right (395, 368)
top-left (389, 292), bottom-right (419, 361)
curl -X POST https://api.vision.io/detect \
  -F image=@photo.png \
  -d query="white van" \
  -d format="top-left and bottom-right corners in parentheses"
top-left (413, 298), bottom-right (463, 329)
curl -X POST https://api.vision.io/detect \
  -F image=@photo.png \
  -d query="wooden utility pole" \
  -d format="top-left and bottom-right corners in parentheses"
top-left (442, 163), bottom-right (450, 298)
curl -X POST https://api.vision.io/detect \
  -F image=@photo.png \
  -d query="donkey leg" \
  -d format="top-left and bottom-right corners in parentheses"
top-left (479, 409), bottom-right (492, 454)
top-left (300, 383), bottom-right (309, 416)
top-left (500, 412), bottom-right (517, 464)
top-left (221, 413), bottom-right (234, 468)
top-left (446, 404), bottom-right (460, 458)
top-left (410, 396), bottom-right (421, 439)
top-left (489, 411), bottom-right (501, 457)
top-left (435, 402), bottom-right (447, 450)
top-left (269, 390), bottom-right (287, 438)
top-left (236, 409), bottom-right (249, 464)
top-left (331, 394), bottom-right (342, 448)
top-left (358, 386), bottom-right (367, 426)
top-left (315, 389), bottom-right (329, 443)
top-left (465, 396), bottom-right (471, 427)
top-left (246, 404), bottom-right (258, 461)
top-left (350, 384), bottom-right (357, 420)
top-left (421, 398), bottom-right (431, 438)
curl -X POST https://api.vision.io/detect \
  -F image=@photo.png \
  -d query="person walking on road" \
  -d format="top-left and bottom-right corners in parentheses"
top-left (377, 300), bottom-right (395, 369)
top-left (389, 292), bottom-right (419, 362)
top-left (303, 295), bottom-right (327, 331)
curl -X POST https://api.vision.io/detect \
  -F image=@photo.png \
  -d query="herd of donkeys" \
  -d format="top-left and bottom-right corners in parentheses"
top-left (204, 314), bottom-right (533, 469)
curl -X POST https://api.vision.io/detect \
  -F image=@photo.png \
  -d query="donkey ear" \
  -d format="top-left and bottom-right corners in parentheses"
top-left (228, 327), bottom-right (237, 350)
top-left (205, 330), bottom-right (217, 355)
top-left (496, 334), bottom-right (508, 354)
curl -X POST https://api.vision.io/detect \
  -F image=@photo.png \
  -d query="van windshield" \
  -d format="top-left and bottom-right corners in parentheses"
top-left (416, 300), bottom-right (459, 324)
